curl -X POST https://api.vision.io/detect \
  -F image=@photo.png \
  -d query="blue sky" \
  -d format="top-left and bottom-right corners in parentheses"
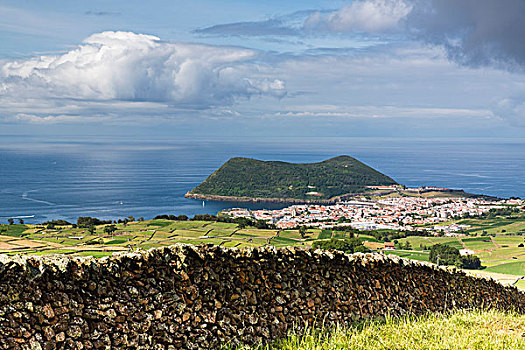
top-left (1, 0), bottom-right (525, 138)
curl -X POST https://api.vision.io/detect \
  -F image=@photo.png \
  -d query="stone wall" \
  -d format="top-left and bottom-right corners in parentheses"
top-left (0, 245), bottom-right (524, 349)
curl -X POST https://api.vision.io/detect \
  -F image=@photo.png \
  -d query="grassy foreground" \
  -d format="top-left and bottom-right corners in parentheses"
top-left (240, 310), bottom-right (525, 350)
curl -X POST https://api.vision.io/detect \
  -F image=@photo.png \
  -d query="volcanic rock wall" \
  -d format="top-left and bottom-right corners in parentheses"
top-left (0, 245), bottom-right (524, 349)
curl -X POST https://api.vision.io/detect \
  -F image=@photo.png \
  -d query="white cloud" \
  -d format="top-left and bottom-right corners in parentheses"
top-left (2, 29), bottom-right (524, 132)
top-left (12, 114), bottom-right (87, 124)
top-left (304, 0), bottom-right (412, 33)
top-left (275, 106), bottom-right (493, 119)
top-left (0, 31), bottom-right (286, 116)
top-left (493, 98), bottom-right (525, 127)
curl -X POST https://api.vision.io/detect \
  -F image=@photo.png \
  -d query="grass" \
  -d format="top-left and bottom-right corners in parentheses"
top-left (356, 235), bottom-right (379, 243)
top-left (0, 224), bottom-right (28, 237)
top-left (441, 240), bottom-right (464, 250)
top-left (514, 280), bottom-right (525, 289)
top-left (317, 231), bottom-right (332, 240)
top-left (457, 218), bottom-right (525, 236)
top-left (478, 247), bottom-right (525, 266)
top-left (485, 261), bottom-right (525, 276)
top-left (2, 216), bottom-right (525, 286)
top-left (105, 239), bottom-right (129, 245)
top-left (146, 220), bottom-right (172, 227)
top-left (0, 220), bottom-right (299, 257)
top-left (238, 309), bottom-right (525, 350)
top-left (271, 237), bottom-right (299, 246)
top-left (3, 217), bottom-right (525, 291)
top-left (385, 250), bottom-right (430, 262)
top-left (78, 251), bottom-right (114, 258)
top-left (397, 236), bottom-right (460, 251)
top-left (462, 237), bottom-right (491, 242)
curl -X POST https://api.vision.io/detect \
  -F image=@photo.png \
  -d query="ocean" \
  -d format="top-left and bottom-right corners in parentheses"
top-left (1, 136), bottom-right (524, 224)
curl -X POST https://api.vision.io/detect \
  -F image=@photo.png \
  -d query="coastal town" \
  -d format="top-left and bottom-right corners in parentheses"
top-left (222, 189), bottom-right (524, 236)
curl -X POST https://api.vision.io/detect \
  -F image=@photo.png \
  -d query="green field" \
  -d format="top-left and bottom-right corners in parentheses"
top-left (0, 220), bottom-right (317, 256)
top-left (485, 261), bottom-right (525, 276)
top-left (237, 310), bottom-right (525, 350)
top-left (455, 218), bottom-right (525, 236)
top-left (0, 224), bottom-right (29, 237)
top-left (385, 250), bottom-right (430, 262)
top-left (2, 213), bottom-right (525, 289)
top-left (396, 236), bottom-right (462, 251)
top-left (392, 228), bottom-right (525, 284)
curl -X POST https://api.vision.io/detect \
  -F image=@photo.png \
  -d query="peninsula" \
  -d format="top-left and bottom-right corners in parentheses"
top-left (185, 155), bottom-right (399, 203)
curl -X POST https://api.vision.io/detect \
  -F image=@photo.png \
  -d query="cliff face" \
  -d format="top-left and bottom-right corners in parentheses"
top-left (0, 245), bottom-right (523, 349)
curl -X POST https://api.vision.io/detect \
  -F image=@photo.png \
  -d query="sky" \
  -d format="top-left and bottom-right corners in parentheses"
top-left (1, 0), bottom-right (525, 139)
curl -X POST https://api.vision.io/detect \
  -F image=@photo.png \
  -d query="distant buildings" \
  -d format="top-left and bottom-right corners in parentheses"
top-left (222, 194), bottom-right (522, 236)
top-left (384, 242), bottom-right (395, 250)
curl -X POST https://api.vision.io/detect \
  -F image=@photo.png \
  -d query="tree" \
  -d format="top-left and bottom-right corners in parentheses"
top-left (43, 220), bottom-right (71, 226)
top-left (430, 244), bottom-right (482, 269)
top-left (77, 217), bottom-right (111, 228)
top-left (237, 221), bottom-right (246, 229)
top-left (88, 226), bottom-right (96, 235)
top-left (430, 244), bottom-right (461, 266)
top-left (312, 238), bottom-right (370, 254)
top-left (7, 218), bottom-right (14, 225)
top-left (104, 224), bottom-right (117, 235)
top-left (299, 226), bottom-right (307, 239)
top-left (458, 255), bottom-right (482, 269)
top-left (191, 214), bottom-right (218, 221)
top-left (401, 241), bottom-right (412, 250)
top-left (18, 219), bottom-right (24, 224)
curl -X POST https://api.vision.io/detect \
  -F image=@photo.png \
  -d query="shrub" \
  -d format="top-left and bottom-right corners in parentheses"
top-left (312, 238), bottom-right (370, 254)
top-left (153, 214), bottom-right (189, 221)
top-left (77, 217), bottom-right (112, 228)
top-left (430, 244), bottom-right (482, 269)
top-left (42, 219), bottom-right (72, 226)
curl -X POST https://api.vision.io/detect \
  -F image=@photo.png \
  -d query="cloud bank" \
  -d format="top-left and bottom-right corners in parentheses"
top-left (194, 10), bottom-right (317, 37)
top-left (198, 0), bottom-right (525, 71)
top-left (0, 31), bottom-right (286, 118)
top-left (408, 0), bottom-right (525, 69)
top-left (305, 0), bottom-right (411, 33)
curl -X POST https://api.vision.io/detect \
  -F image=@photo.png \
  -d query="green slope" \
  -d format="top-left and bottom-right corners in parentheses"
top-left (188, 155), bottom-right (397, 200)
top-left (238, 309), bottom-right (525, 350)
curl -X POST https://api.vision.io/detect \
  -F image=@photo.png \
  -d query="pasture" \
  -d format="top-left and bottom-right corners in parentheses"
top-left (485, 261), bottom-right (525, 276)
top-left (2, 216), bottom-right (525, 288)
top-left (0, 221), bottom-right (316, 256)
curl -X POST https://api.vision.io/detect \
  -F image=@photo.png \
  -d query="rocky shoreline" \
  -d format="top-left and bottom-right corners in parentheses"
top-left (184, 192), bottom-right (339, 204)
top-left (185, 188), bottom-right (494, 205)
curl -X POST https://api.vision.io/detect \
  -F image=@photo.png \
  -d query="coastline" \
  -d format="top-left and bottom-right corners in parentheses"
top-left (185, 188), bottom-right (497, 205)
top-left (184, 192), bottom-right (339, 204)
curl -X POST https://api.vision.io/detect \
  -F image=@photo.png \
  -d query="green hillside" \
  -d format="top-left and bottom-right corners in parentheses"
top-left (187, 156), bottom-right (397, 201)
top-left (238, 309), bottom-right (525, 350)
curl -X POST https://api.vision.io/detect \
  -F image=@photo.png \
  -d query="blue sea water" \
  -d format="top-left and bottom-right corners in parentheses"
top-left (1, 136), bottom-right (524, 224)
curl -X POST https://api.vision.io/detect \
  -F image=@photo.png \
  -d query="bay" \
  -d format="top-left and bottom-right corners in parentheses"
top-left (1, 136), bottom-right (524, 224)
